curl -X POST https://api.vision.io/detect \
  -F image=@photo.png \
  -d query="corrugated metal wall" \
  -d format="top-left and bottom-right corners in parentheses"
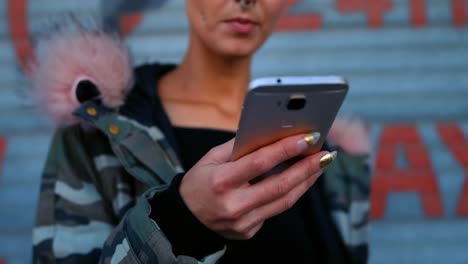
top-left (0, 0), bottom-right (468, 263)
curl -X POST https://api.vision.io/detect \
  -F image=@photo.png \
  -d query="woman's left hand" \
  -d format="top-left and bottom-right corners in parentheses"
top-left (327, 116), bottom-right (371, 155)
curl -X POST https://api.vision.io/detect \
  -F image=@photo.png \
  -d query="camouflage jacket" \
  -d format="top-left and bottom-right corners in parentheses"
top-left (33, 64), bottom-right (371, 263)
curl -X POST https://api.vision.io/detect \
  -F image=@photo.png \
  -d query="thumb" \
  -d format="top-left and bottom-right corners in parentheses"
top-left (205, 137), bottom-right (236, 164)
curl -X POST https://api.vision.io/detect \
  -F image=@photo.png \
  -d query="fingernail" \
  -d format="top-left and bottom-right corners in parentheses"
top-left (297, 132), bottom-right (321, 152)
top-left (320, 151), bottom-right (338, 169)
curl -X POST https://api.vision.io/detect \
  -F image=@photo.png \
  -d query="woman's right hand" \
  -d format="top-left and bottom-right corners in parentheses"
top-left (179, 133), bottom-right (336, 240)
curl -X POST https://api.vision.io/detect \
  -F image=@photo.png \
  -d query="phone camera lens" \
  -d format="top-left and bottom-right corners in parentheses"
top-left (277, 78), bottom-right (282, 84)
top-left (287, 98), bottom-right (306, 110)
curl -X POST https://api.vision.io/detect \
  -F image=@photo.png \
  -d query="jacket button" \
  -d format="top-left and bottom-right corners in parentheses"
top-left (86, 107), bottom-right (97, 116)
top-left (109, 125), bottom-right (120, 135)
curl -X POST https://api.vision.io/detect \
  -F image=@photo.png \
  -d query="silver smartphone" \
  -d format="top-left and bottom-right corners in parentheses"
top-left (231, 75), bottom-right (348, 161)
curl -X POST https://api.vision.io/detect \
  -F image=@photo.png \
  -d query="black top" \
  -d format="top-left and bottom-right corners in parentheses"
top-left (172, 127), bottom-right (327, 263)
top-left (121, 63), bottom-right (350, 264)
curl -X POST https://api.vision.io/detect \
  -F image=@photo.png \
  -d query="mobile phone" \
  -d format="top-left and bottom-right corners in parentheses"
top-left (231, 75), bottom-right (348, 161)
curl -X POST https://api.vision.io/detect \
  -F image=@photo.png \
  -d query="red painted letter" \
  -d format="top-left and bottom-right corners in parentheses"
top-left (337, 0), bottom-right (393, 28)
top-left (410, 0), bottom-right (427, 27)
top-left (371, 125), bottom-right (443, 219)
top-left (276, 0), bottom-right (322, 31)
top-left (119, 13), bottom-right (145, 37)
top-left (437, 123), bottom-right (468, 216)
top-left (0, 138), bottom-right (6, 182)
top-left (452, 0), bottom-right (467, 27)
top-left (7, 0), bottom-right (34, 73)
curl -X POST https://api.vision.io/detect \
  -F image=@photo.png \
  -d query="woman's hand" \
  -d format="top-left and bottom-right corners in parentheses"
top-left (327, 116), bottom-right (371, 155)
top-left (180, 133), bottom-right (336, 240)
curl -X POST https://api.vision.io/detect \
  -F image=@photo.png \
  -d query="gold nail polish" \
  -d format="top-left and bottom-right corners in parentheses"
top-left (320, 151), bottom-right (337, 169)
top-left (304, 132), bottom-right (320, 146)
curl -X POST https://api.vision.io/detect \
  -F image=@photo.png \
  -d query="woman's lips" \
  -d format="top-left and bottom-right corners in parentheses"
top-left (225, 18), bottom-right (258, 34)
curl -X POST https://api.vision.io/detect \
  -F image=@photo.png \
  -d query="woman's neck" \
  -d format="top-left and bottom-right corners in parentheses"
top-left (158, 34), bottom-right (254, 131)
top-left (161, 37), bottom-right (252, 111)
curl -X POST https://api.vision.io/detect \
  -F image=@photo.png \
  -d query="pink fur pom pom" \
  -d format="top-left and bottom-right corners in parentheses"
top-left (29, 28), bottom-right (134, 127)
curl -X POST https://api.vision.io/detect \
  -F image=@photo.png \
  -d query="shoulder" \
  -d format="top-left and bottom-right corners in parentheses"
top-left (49, 123), bottom-right (111, 163)
top-left (133, 62), bottom-right (177, 85)
top-left (50, 124), bottom-right (88, 150)
top-left (118, 62), bottom-right (176, 128)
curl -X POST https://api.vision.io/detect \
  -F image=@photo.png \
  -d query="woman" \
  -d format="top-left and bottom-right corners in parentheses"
top-left (32, 0), bottom-right (371, 263)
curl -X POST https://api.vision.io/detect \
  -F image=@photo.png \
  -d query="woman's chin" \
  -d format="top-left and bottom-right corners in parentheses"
top-left (215, 43), bottom-right (259, 59)
top-left (225, 50), bottom-right (254, 59)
